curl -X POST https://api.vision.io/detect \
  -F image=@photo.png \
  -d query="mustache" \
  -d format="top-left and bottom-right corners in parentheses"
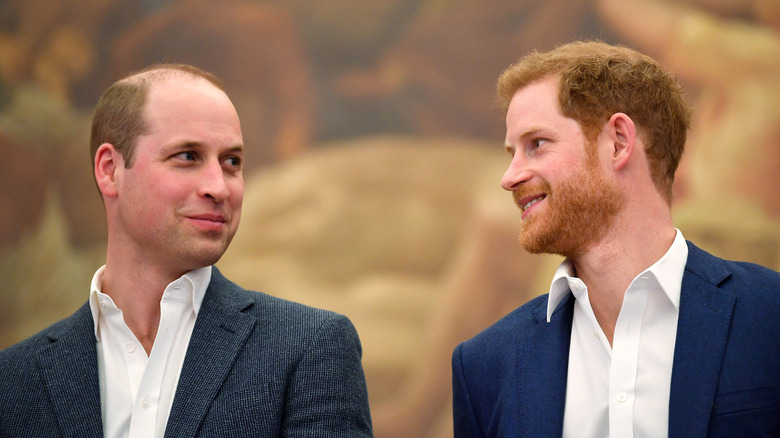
top-left (512, 183), bottom-right (550, 207)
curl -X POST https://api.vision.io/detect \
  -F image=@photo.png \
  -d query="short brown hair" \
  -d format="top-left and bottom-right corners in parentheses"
top-left (497, 41), bottom-right (691, 204)
top-left (89, 63), bottom-right (226, 168)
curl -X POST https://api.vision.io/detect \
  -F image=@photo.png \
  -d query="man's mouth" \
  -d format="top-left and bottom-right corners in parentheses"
top-left (186, 213), bottom-right (229, 231)
top-left (521, 195), bottom-right (545, 212)
top-left (516, 194), bottom-right (546, 213)
top-left (189, 213), bottom-right (227, 223)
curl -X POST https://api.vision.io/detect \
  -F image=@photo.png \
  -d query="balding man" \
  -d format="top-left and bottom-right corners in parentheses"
top-left (0, 64), bottom-right (373, 438)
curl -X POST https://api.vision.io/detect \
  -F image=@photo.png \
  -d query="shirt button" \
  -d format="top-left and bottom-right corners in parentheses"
top-left (140, 397), bottom-right (150, 409)
top-left (592, 328), bottom-right (600, 339)
top-left (99, 301), bottom-right (108, 309)
top-left (125, 342), bottom-right (136, 353)
top-left (616, 392), bottom-right (628, 403)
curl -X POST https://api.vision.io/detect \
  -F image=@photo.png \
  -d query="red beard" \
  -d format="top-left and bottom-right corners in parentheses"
top-left (513, 155), bottom-right (623, 258)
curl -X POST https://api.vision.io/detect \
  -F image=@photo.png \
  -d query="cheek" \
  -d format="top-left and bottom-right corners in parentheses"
top-left (229, 180), bottom-right (244, 205)
top-left (150, 182), bottom-right (188, 204)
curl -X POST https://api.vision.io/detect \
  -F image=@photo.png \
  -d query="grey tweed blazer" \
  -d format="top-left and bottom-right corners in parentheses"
top-left (0, 268), bottom-right (373, 437)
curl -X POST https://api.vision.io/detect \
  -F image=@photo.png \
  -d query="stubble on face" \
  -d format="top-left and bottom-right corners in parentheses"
top-left (513, 148), bottom-right (624, 258)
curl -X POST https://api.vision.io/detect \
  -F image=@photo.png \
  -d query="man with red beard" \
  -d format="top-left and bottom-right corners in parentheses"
top-left (452, 41), bottom-right (780, 437)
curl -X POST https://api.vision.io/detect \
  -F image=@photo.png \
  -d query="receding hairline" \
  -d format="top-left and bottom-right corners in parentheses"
top-left (116, 63), bottom-right (226, 93)
top-left (89, 64), bottom-right (229, 170)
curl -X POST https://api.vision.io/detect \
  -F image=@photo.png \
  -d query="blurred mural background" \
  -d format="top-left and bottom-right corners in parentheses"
top-left (1, 0), bottom-right (779, 436)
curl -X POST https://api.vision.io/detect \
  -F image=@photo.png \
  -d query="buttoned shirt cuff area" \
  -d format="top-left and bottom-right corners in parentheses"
top-left (545, 229), bottom-right (688, 322)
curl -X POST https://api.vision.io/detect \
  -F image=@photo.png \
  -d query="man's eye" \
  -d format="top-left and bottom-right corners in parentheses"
top-left (532, 138), bottom-right (547, 148)
top-left (222, 156), bottom-right (243, 174)
top-left (225, 157), bottom-right (242, 168)
top-left (176, 151), bottom-right (196, 161)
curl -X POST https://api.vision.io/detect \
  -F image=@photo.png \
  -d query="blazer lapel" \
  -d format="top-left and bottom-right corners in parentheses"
top-left (164, 268), bottom-right (257, 438)
top-left (516, 294), bottom-right (573, 436)
top-left (669, 243), bottom-right (736, 438)
top-left (37, 304), bottom-right (104, 437)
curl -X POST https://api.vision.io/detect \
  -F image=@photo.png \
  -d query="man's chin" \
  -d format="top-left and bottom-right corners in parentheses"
top-left (518, 227), bottom-right (549, 254)
top-left (518, 226), bottom-right (572, 257)
top-left (185, 241), bottom-right (231, 269)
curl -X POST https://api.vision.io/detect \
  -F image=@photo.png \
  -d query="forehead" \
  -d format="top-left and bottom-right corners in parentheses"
top-left (144, 76), bottom-right (229, 114)
top-left (142, 76), bottom-right (241, 132)
top-left (133, 76), bottom-right (243, 156)
top-left (506, 77), bottom-right (562, 124)
top-left (504, 76), bottom-right (588, 149)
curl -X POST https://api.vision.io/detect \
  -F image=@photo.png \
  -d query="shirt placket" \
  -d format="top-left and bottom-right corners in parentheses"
top-left (609, 278), bottom-right (649, 438)
top-left (128, 283), bottom-right (189, 438)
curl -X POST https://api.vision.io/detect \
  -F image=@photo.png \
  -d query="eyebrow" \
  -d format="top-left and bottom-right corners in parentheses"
top-left (518, 125), bottom-right (547, 139)
top-left (162, 140), bottom-right (201, 151)
top-left (222, 144), bottom-right (245, 154)
top-left (163, 141), bottom-right (244, 153)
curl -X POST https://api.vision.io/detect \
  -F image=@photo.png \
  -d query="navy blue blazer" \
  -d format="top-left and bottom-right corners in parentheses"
top-left (453, 242), bottom-right (780, 437)
top-left (0, 268), bottom-right (373, 437)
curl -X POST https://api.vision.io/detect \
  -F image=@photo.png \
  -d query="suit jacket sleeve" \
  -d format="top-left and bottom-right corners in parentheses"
top-left (452, 343), bottom-right (484, 438)
top-left (281, 312), bottom-right (373, 437)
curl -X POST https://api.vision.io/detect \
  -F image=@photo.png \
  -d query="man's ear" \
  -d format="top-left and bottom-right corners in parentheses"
top-left (94, 143), bottom-right (122, 198)
top-left (607, 112), bottom-right (636, 171)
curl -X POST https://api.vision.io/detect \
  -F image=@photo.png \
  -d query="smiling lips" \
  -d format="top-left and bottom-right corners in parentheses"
top-left (187, 213), bottom-right (228, 230)
top-left (521, 196), bottom-right (545, 211)
top-left (514, 193), bottom-right (546, 218)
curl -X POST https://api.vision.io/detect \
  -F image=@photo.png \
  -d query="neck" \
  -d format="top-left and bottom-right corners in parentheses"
top-left (569, 205), bottom-right (676, 345)
top-left (102, 242), bottom-right (189, 355)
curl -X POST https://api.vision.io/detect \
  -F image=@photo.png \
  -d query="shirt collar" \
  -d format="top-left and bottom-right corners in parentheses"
top-left (547, 260), bottom-right (577, 322)
top-left (88, 265), bottom-right (212, 341)
top-left (546, 229), bottom-right (688, 322)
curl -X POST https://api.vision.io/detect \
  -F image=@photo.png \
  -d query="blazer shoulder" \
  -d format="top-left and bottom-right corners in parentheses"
top-left (0, 302), bottom-right (93, 408)
top-left (685, 241), bottom-right (780, 302)
top-left (683, 242), bottom-right (780, 347)
top-left (0, 303), bottom-right (91, 362)
top-left (209, 267), bottom-right (357, 337)
top-left (212, 284), bottom-right (371, 437)
top-left (458, 293), bottom-right (550, 358)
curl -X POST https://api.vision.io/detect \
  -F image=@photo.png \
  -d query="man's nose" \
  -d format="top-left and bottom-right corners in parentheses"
top-left (500, 154), bottom-right (532, 191)
top-left (199, 161), bottom-right (230, 202)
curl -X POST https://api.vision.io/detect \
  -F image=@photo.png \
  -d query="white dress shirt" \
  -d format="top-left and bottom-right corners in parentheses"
top-left (547, 230), bottom-right (688, 438)
top-left (89, 265), bottom-right (211, 438)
